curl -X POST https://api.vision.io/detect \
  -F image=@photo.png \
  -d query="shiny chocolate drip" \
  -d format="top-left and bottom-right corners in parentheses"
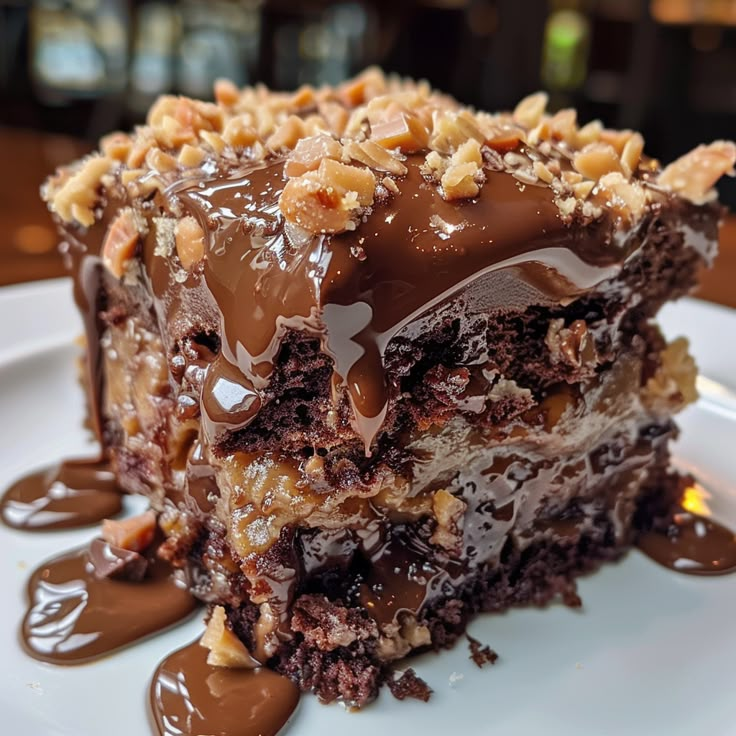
top-left (149, 640), bottom-right (299, 736)
top-left (358, 530), bottom-right (463, 626)
top-left (1, 459), bottom-right (123, 531)
top-left (637, 509), bottom-right (736, 575)
top-left (21, 542), bottom-right (198, 664)
top-left (175, 155), bottom-right (624, 451)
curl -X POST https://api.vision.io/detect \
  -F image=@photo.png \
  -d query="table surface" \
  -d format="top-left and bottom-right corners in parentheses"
top-left (1, 127), bottom-right (734, 309)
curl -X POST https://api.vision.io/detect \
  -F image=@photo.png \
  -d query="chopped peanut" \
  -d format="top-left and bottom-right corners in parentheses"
top-left (279, 158), bottom-right (376, 234)
top-left (285, 134), bottom-right (343, 177)
top-left (175, 216), bottom-right (205, 270)
top-left (512, 92), bottom-right (548, 128)
top-left (371, 112), bottom-right (429, 153)
top-left (573, 143), bottom-right (624, 180)
top-left (49, 155), bottom-right (112, 226)
top-left (102, 209), bottom-right (141, 278)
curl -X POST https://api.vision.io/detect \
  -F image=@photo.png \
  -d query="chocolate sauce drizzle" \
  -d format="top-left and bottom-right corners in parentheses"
top-left (1, 459), bottom-right (123, 531)
top-left (168, 156), bottom-right (624, 451)
top-left (21, 542), bottom-right (197, 664)
top-left (149, 641), bottom-right (300, 736)
top-left (637, 509), bottom-right (736, 575)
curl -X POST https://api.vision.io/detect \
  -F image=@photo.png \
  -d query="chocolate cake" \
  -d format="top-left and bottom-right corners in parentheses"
top-left (41, 68), bottom-right (735, 707)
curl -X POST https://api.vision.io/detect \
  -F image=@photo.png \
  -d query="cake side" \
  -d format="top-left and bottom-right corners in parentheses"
top-left (40, 69), bottom-right (734, 706)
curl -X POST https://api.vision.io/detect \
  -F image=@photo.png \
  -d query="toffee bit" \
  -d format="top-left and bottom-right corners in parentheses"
top-left (467, 634), bottom-right (499, 668)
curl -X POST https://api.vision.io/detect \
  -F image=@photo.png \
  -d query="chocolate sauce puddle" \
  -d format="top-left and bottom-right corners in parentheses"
top-left (1, 459), bottom-right (123, 531)
top-left (637, 509), bottom-right (736, 575)
top-left (21, 542), bottom-right (198, 664)
top-left (150, 640), bottom-right (299, 736)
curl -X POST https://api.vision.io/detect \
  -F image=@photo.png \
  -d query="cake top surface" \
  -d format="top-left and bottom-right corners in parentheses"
top-left (42, 68), bottom-right (735, 451)
top-left (43, 66), bottom-right (735, 233)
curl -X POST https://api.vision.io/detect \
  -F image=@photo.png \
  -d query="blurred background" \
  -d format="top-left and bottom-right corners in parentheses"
top-left (1, 0), bottom-right (735, 305)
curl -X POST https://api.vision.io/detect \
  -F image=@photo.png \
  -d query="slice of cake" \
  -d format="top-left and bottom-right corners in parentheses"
top-left (42, 68), bottom-right (734, 706)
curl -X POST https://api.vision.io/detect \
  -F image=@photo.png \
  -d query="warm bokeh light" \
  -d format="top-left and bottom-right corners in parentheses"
top-left (681, 483), bottom-right (713, 517)
top-left (12, 224), bottom-right (57, 254)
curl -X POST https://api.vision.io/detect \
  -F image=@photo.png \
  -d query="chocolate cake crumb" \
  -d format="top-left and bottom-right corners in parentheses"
top-left (387, 668), bottom-right (433, 702)
top-left (467, 635), bottom-right (499, 668)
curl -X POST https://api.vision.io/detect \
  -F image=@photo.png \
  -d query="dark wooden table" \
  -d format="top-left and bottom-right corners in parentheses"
top-left (1, 127), bottom-right (734, 309)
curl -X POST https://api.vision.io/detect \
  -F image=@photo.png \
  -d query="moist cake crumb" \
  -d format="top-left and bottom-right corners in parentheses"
top-left (467, 635), bottom-right (499, 668)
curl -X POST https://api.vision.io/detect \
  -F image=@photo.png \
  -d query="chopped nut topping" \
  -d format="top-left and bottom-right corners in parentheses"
top-left (644, 337), bottom-right (698, 410)
top-left (575, 120), bottom-right (603, 147)
top-left (657, 141), bottom-right (736, 204)
top-left (548, 109), bottom-right (578, 144)
top-left (175, 216), bottom-right (205, 270)
top-left (430, 110), bottom-right (486, 154)
top-left (441, 162), bottom-right (481, 200)
top-left (430, 489), bottom-right (466, 554)
top-left (178, 143), bottom-right (205, 167)
top-left (573, 143), bottom-right (624, 180)
top-left (41, 69), bottom-right (736, 239)
top-left (533, 160), bottom-right (555, 184)
top-left (145, 147), bottom-right (177, 173)
top-left (371, 111), bottom-right (429, 153)
top-left (102, 209), bottom-right (143, 278)
top-left (343, 139), bottom-right (408, 175)
top-left (201, 606), bottom-right (259, 668)
top-left (285, 134), bottom-right (343, 177)
top-left (513, 92), bottom-right (548, 128)
top-left (222, 116), bottom-right (258, 149)
top-left (599, 128), bottom-right (635, 154)
top-left (214, 78), bottom-right (240, 107)
top-left (101, 509), bottom-right (156, 553)
top-left (452, 138), bottom-right (483, 167)
top-left (100, 132), bottom-right (132, 162)
top-left (597, 172), bottom-right (646, 220)
top-left (48, 155), bottom-right (112, 226)
top-left (337, 66), bottom-right (386, 107)
top-left (621, 132), bottom-right (644, 175)
top-left (265, 114), bottom-right (307, 152)
top-left (280, 158), bottom-right (376, 234)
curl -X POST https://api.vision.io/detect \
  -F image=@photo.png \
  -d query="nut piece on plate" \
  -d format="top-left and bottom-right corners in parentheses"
top-left (101, 509), bottom-right (157, 553)
top-left (200, 605), bottom-right (260, 668)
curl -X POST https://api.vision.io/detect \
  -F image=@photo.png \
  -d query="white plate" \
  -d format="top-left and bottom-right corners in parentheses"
top-left (1, 280), bottom-right (735, 736)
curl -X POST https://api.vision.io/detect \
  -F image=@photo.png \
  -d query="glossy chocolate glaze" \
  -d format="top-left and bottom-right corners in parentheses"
top-left (150, 640), bottom-right (299, 736)
top-left (172, 156), bottom-right (624, 450)
top-left (21, 541), bottom-right (198, 664)
top-left (1, 460), bottom-right (122, 531)
top-left (637, 510), bottom-right (736, 575)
